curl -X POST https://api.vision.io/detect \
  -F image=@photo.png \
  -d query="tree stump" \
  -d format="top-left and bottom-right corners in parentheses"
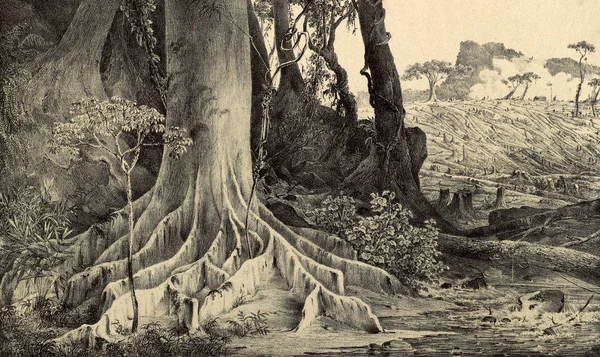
top-left (438, 188), bottom-right (451, 207)
top-left (448, 190), bottom-right (476, 221)
top-left (494, 187), bottom-right (506, 208)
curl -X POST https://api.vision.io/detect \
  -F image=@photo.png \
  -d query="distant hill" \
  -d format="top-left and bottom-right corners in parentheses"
top-left (439, 41), bottom-right (524, 100)
top-left (545, 57), bottom-right (600, 78)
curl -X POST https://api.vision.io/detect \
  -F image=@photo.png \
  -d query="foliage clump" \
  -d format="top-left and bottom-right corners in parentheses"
top-left (0, 185), bottom-right (75, 302)
top-left (308, 191), bottom-right (446, 288)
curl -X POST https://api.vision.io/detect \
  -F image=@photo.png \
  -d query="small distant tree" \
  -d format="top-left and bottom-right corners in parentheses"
top-left (401, 60), bottom-right (471, 102)
top-left (48, 97), bottom-right (192, 332)
top-left (568, 41), bottom-right (596, 117)
top-left (546, 82), bottom-right (553, 101)
top-left (519, 72), bottom-right (540, 100)
top-left (589, 78), bottom-right (600, 117)
top-left (502, 74), bottom-right (524, 100)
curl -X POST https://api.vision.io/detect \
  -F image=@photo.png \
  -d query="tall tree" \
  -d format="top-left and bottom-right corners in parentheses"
top-left (346, 0), bottom-right (456, 232)
top-left (302, 0), bottom-right (358, 124)
top-left (502, 74), bottom-right (524, 100)
top-left (30, 0), bottom-right (406, 346)
top-left (568, 41), bottom-right (596, 117)
top-left (401, 60), bottom-right (470, 102)
top-left (519, 72), bottom-right (540, 100)
top-left (588, 78), bottom-right (600, 117)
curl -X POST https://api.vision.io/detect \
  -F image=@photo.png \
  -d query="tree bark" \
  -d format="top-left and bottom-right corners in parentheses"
top-left (346, 0), bottom-right (457, 233)
top-left (247, 0), bottom-right (272, 157)
top-left (26, 0), bottom-right (121, 119)
top-left (494, 187), bottom-right (506, 209)
top-left (439, 234), bottom-right (600, 287)
top-left (125, 172), bottom-right (139, 332)
top-left (100, 5), bottom-right (165, 112)
top-left (273, 0), bottom-right (305, 96)
top-left (438, 188), bottom-right (450, 207)
top-left (46, 0), bottom-right (403, 347)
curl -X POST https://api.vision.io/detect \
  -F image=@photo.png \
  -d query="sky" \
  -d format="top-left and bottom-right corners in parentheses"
top-left (334, 0), bottom-right (600, 93)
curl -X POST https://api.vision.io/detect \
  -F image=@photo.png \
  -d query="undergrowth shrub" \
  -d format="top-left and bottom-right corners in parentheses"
top-left (0, 185), bottom-right (76, 303)
top-left (308, 191), bottom-right (446, 289)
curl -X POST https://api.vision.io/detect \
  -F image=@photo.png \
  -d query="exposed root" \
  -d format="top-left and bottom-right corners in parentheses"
top-left (62, 202), bottom-right (190, 307)
top-left (98, 206), bottom-right (262, 314)
top-left (261, 205), bottom-right (408, 295)
top-left (53, 204), bottom-right (385, 349)
top-left (9, 191), bottom-right (153, 303)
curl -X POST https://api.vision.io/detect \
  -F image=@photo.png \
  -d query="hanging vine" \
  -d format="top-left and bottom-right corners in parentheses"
top-left (243, 0), bottom-right (313, 258)
top-left (121, 0), bottom-right (167, 107)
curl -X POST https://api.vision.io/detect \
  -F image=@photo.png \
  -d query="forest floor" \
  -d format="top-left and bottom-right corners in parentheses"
top-left (6, 100), bottom-right (600, 356)
top-left (229, 99), bottom-right (600, 356)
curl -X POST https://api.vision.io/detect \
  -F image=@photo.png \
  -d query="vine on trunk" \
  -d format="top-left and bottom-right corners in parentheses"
top-left (121, 0), bottom-right (167, 107)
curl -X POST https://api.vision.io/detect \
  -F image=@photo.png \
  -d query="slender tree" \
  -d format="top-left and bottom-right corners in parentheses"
top-left (519, 72), bottom-right (540, 100)
top-left (48, 97), bottom-right (191, 332)
top-left (568, 41), bottom-right (596, 117)
top-left (588, 78), bottom-right (600, 117)
top-left (502, 74), bottom-right (524, 100)
top-left (401, 60), bottom-right (470, 102)
top-left (346, 0), bottom-right (456, 232)
top-left (301, 0), bottom-right (358, 124)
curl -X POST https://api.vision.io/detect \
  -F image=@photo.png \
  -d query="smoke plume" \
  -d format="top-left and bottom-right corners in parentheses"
top-left (469, 57), bottom-right (592, 101)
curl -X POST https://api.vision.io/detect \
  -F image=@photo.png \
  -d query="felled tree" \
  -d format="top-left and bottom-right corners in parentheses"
top-left (502, 74), bottom-right (524, 100)
top-left (401, 60), bottom-right (471, 102)
top-left (519, 72), bottom-right (540, 100)
top-left (568, 41), bottom-right (596, 117)
top-left (48, 96), bottom-right (192, 332)
top-left (588, 78), bottom-right (600, 117)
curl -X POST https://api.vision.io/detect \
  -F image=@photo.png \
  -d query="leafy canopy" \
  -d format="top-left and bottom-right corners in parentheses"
top-left (49, 97), bottom-right (192, 172)
top-left (568, 41), bottom-right (596, 56)
top-left (402, 60), bottom-right (471, 84)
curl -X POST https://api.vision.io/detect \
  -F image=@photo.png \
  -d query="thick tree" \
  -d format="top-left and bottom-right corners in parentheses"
top-left (588, 78), bottom-right (600, 117)
top-left (568, 41), bottom-right (596, 117)
top-left (21, 0), bottom-right (406, 347)
top-left (401, 60), bottom-right (470, 102)
top-left (344, 0), bottom-right (456, 232)
top-left (519, 72), bottom-right (540, 100)
top-left (26, 0), bottom-right (121, 118)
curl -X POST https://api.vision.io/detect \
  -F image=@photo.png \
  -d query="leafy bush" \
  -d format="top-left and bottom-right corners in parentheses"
top-left (226, 310), bottom-right (269, 337)
top-left (308, 191), bottom-right (446, 288)
top-left (0, 185), bottom-right (76, 302)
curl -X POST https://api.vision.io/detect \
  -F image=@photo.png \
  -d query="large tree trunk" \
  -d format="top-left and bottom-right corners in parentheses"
top-left (248, 0), bottom-right (272, 157)
top-left (47, 0), bottom-right (405, 347)
top-left (439, 234), bottom-right (600, 287)
top-left (318, 49), bottom-right (358, 125)
top-left (345, 0), bottom-right (456, 233)
top-left (273, 0), bottom-right (305, 97)
top-left (100, 4), bottom-right (166, 112)
top-left (26, 0), bottom-right (120, 119)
